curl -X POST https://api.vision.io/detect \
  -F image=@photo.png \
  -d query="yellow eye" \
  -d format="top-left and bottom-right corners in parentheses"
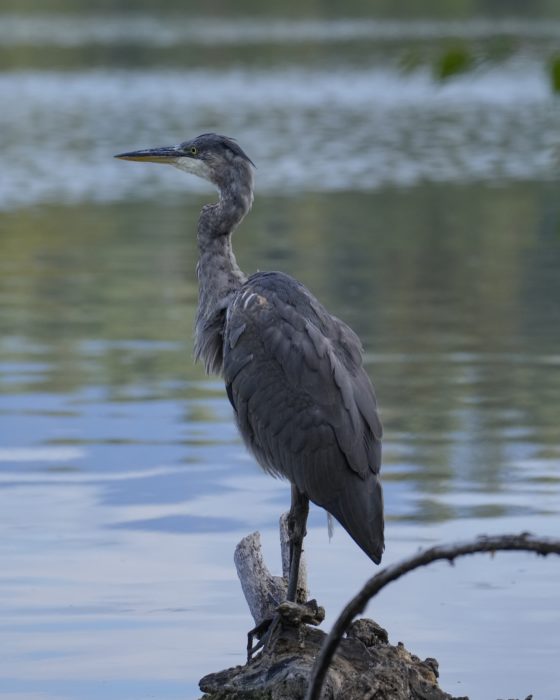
top-left (190, 146), bottom-right (198, 155)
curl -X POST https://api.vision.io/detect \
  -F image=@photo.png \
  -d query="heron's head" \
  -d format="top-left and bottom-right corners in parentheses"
top-left (115, 133), bottom-right (255, 192)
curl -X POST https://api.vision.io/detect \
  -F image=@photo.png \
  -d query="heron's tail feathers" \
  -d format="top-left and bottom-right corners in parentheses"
top-left (324, 473), bottom-right (384, 564)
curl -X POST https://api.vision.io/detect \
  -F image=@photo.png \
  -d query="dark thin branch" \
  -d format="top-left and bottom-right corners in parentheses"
top-left (306, 533), bottom-right (560, 700)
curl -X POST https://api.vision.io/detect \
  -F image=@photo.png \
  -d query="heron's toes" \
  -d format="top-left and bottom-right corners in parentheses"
top-left (246, 599), bottom-right (324, 663)
top-left (246, 613), bottom-right (280, 662)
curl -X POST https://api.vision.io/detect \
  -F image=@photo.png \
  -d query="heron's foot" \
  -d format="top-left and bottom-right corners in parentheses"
top-left (246, 612), bottom-right (281, 663)
top-left (246, 599), bottom-right (325, 663)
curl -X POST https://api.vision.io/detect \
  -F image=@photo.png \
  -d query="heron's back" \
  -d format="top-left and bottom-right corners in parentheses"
top-left (223, 271), bottom-right (384, 563)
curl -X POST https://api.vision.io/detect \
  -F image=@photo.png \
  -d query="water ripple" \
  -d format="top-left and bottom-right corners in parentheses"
top-left (2, 15), bottom-right (560, 47)
top-left (1, 63), bottom-right (558, 210)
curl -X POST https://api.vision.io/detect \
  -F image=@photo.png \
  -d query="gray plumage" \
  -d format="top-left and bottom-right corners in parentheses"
top-left (224, 270), bottom-right (384, 562)
top-left (115, 133), bottom-right (384, 582)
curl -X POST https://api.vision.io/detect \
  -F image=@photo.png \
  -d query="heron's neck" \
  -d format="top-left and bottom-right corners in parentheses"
top-left (194, 180), bottom-right (252, 374)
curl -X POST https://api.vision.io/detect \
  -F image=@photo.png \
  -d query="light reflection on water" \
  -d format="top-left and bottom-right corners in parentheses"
top-left (4, 14), bottom-right (560, 46)
top-left (1, 8), bottom-right (560, 700)
top-left (1, 62), bottom-right (558, 210)
top-left (2, 14), bottom-right (560, 212)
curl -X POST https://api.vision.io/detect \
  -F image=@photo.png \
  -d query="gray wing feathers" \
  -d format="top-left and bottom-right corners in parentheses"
top-left (324, 473), bottom-right (384, 564)
top-left (223, 271), bottom-right (384, 563)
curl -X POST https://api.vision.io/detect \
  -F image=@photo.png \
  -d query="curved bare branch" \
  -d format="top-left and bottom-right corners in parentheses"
top-left (305, 533), bottom-right (560, 700)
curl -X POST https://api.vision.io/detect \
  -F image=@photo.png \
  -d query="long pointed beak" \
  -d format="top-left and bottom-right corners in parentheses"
top-left (114, 145), bottom-right (180, 163)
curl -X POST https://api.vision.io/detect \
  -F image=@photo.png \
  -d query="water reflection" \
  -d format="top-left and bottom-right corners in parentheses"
top-left (2, 184), bottom-right (559, 698)
top-left (4, 15), bottom-right (560, 47)
top-left (1, 63), bottom-right (558, 211)
top-left (1, 7), bottom-right (560, 700)
top-left (2, 12), bottom-right (560, 211)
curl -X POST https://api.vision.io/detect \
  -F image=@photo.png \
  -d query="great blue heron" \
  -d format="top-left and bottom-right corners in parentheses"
top-left (115, 133), bottom-right (384, 607)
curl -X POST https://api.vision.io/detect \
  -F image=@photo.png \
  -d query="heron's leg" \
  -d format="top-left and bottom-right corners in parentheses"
top-left (246, 487), bottom-right (309, 662)
top-left (286, 485), bottom-right (309, 603)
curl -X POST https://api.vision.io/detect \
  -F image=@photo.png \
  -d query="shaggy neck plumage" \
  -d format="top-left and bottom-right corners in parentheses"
top-left (194, 166), bottom-right (253, 374)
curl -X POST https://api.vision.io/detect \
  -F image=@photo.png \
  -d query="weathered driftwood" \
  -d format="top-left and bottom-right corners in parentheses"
top-left (199, 526), bottom-right (556, 700)
top-left (233, 514), bottom-right (308, 628)
top-left (199, 518), bottom-right (467, 700)
top-left (199, 614), bottom-right (460, 700)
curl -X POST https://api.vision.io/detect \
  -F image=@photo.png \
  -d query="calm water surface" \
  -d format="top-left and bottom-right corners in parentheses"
top-left (1, 10), bottom-right (560, 700)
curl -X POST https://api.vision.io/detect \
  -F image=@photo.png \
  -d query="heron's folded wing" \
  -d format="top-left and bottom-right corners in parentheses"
top-left (223, 272), bottom-right (384, 562)
top-left (224, 272), bottom-right (381, 487)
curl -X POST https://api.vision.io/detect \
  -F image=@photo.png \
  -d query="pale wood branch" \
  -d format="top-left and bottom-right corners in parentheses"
top-left (233, 531), bottom-right (286, 626)
top-left (233, 514), bottom-right (308, 626)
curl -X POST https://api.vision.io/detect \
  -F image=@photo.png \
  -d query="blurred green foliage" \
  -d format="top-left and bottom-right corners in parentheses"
top-left (549, 54), bottom-right (560, 93)
top-left (3, 0), bottom-right (560, 17)
top-left (434, 45), bottom-right (474, 80)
